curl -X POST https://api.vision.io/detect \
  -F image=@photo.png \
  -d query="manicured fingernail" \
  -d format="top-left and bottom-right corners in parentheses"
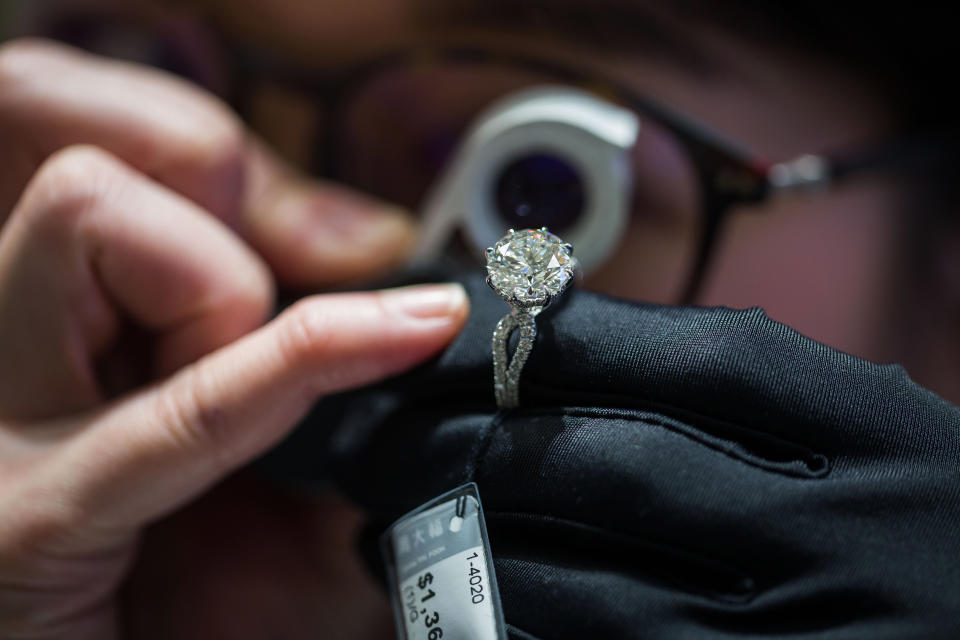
top-left (272, 187), bottom-right (415, 252)
top-left (326, 203), bottom-right (413, 248)
top-left (294, 186), bottom-right (415, 248)
top-left (382, 283), bottom-right (468, 319)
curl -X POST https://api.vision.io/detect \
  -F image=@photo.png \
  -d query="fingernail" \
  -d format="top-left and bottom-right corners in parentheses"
top-left (382, 283), bottom-right (468, 319)
top-left (295, 186), bottom-right (415, 247)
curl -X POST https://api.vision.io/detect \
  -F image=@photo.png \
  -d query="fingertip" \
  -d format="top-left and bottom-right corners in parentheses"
top-left (276, 283), bottom-right (468, 385)
top-left (244, 180), bottom-right (418, 288)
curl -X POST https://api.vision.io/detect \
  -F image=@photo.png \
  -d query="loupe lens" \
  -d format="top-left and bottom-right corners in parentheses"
top-left (493, 152), bottom-right (586, 232)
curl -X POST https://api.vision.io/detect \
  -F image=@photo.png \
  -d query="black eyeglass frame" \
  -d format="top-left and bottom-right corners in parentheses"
top-left (226, 43), bottom-right (949, 302)
top-left (37, 6), bottom-right (948, 302)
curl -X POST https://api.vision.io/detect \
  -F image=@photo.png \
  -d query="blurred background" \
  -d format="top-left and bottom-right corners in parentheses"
top-left (3, 0), bottom-right (960, 403)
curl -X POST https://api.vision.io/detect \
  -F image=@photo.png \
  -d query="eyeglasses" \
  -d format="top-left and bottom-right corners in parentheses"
top-left (39, 8), bottom-right (953, 303)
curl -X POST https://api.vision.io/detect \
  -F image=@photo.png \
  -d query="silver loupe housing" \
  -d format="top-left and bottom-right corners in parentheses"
top-left (413, 86), bottom-right (639, 275)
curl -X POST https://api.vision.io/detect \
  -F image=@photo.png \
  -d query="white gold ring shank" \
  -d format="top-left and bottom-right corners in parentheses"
top-left (485, 228), bottom-right (576, 409)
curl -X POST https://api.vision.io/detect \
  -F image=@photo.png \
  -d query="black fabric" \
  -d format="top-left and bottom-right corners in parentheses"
top-left (262, 272), bottom-right (960, 639)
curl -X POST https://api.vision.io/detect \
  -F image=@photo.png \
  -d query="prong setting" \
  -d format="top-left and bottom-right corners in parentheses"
top-left (484, 227), bottom-right (576, 308)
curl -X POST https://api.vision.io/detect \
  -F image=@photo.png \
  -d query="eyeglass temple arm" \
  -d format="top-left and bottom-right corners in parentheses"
top-left (681, 129), bottom-right (958, 303)
top-left (765, 129), bottom-right (960, 195)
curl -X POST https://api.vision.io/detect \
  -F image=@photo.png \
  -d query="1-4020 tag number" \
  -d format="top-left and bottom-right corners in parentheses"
top-left (465, 552), bottom-right (485, 604)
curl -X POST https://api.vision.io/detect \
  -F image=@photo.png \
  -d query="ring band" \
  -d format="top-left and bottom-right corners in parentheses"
top-left (485, 228), bottom-right (577, 409)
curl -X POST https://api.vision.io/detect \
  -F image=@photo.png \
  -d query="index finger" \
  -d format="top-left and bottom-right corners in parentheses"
top-left (53, 285), bottom-right (469, 532)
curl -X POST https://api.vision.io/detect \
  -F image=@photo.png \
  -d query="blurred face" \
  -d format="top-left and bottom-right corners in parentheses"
top-left (31, 0), bottom-right (956, 400)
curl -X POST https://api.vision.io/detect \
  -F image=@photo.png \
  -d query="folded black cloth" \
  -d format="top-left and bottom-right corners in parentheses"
top-left (262, 272), bottom-right (960, 639)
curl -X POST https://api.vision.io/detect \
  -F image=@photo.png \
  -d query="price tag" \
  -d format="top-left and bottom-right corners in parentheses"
top-left (381, 483), bottom-right (507, 640)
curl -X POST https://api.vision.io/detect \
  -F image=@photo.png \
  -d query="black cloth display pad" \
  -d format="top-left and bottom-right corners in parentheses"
top-left (261, 273), bottom-right (960, 639)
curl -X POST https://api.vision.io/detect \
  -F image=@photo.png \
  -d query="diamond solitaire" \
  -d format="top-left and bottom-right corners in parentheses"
top-left (485, 228), bottom-right (576, 310)
top-left (485, 228), bottom-right (578, 409)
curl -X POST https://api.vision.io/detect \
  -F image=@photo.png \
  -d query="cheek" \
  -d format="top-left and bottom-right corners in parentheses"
top-left (698, 180), bottom-right (899, 360)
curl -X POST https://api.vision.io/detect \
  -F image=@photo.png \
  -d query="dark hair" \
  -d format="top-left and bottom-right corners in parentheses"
top-left (682, 2), bottom-right (959, 133)
top-left (432, 1), bottom-right (958, 133)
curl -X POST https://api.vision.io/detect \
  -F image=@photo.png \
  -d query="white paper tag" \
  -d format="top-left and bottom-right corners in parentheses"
top-left (381, 483), bottom-right (507, 640)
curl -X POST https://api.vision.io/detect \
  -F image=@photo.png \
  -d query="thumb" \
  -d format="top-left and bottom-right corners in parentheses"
top-left (241, 141), bottom-right (417, 289)
top-left (56, 284), bottom-right (468, 533)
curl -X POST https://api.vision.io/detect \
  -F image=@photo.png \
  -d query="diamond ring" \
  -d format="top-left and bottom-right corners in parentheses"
top-left (485, 227), bottom-right (578, 409)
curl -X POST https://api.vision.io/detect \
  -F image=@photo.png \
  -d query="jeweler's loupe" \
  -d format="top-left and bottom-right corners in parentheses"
top-left (412, 86), bottom-right (639, 275)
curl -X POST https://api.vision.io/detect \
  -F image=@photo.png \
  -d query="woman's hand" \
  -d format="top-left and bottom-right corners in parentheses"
top-left (0, 39), bottom-right (469, 638)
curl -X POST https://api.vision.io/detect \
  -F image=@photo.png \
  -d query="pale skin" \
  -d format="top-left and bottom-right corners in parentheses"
top-left (0, 39), bottom-right (463, 637)
top-left (1, 1), bottom-right (958, 638)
